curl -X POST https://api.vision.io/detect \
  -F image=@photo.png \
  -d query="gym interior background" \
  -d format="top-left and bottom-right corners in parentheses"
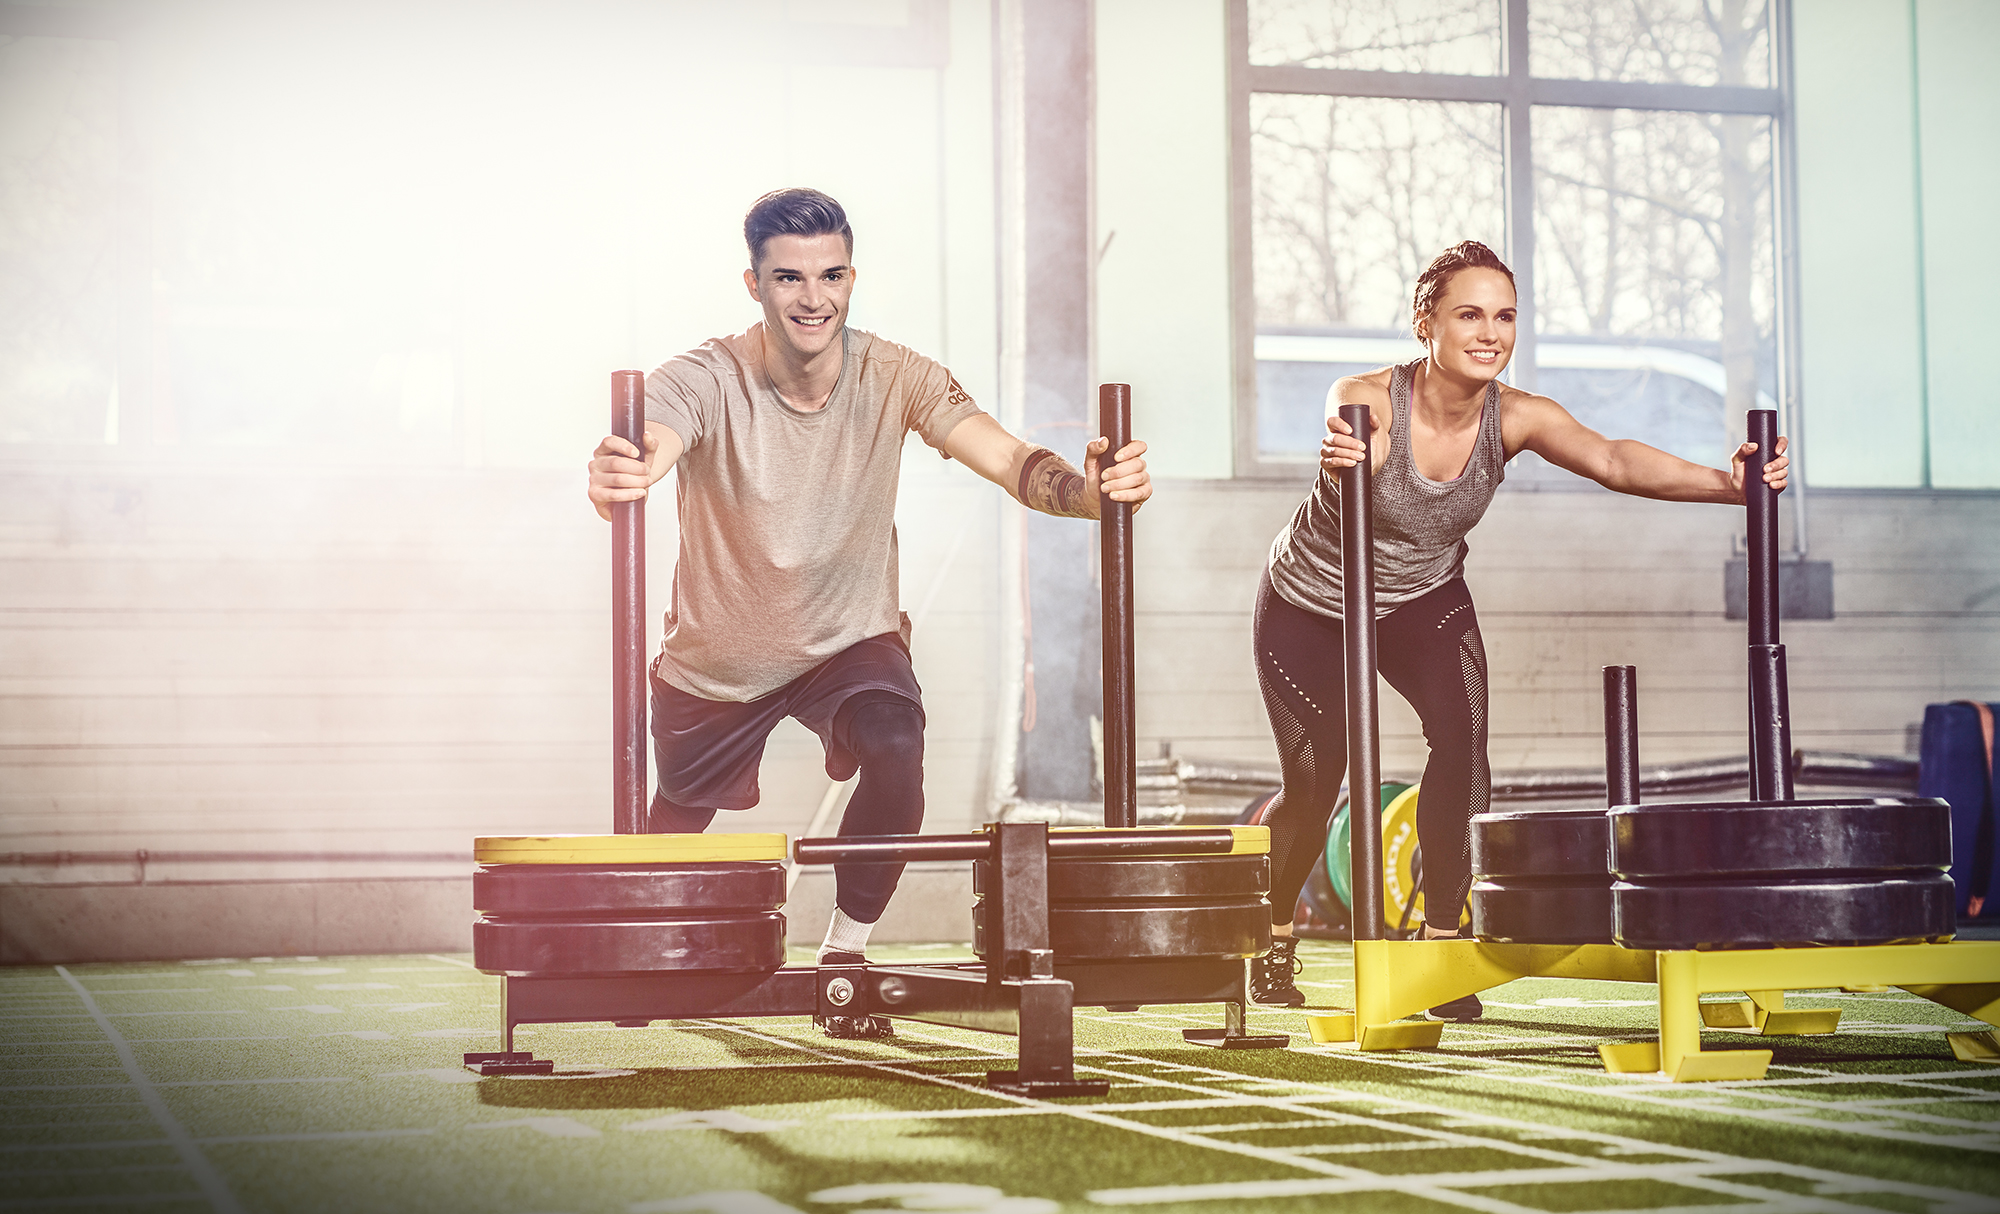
top-left (2, 0), bottom-right (1997, 960)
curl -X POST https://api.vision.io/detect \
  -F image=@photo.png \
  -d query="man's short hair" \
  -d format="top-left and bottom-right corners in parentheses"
top-left (744, 188), bottom-right (854, 270)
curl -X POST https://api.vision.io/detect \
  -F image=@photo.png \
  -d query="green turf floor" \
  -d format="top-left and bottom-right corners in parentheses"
top-left (4, 941), bottom-right (1998, 1214)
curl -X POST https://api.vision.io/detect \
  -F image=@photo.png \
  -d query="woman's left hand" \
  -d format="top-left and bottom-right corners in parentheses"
top-left (1728, 435), bottom-right (1789, 499)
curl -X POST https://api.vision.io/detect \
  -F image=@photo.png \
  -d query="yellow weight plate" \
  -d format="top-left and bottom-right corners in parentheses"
top-left (1378, 785), bottom-right (1472, 932)
top-left (474, 833), bottom-right (788, 865)
top-left (1047, 825), bottom-right (1270, 855)
top-left (1229, 825), bottom-right (1271, 855)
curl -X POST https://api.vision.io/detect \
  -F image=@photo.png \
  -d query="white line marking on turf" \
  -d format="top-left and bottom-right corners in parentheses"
top-left (1286, 1141), bottom-right (1465, 1156)
top-left (1175, 1120), bottom-right (1357, 1134)
top-left (469, 1116), bottom-right (601, 1139)
top-left (1290, 1025), bottom-right (2000, 1155)
top-left (51, 965), bottom-right (244, 1214)
top-left (1436, 1059), bottom-right (2000, 1149)
top-left (1061, 1048), bottom-right (1948, 1214)
top-left (710, 1022), bottom-right (1784, 1214)
top-left (687, 1023), bottom-right (1494, 1207)
top-left (902, 1022), bottom-right (1997, 1214)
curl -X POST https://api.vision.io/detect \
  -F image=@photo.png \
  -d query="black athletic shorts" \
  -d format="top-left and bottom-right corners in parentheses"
top-left (649, 632), bottom-right (925, 812)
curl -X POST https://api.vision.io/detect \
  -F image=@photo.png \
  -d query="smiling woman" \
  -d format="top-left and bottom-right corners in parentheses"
top-left (1245, 239), bottom-right (1792, 1018)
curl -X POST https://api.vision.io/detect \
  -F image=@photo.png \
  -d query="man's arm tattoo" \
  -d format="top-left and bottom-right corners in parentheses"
top-left (1018, 446), bottom-right (1094, 519)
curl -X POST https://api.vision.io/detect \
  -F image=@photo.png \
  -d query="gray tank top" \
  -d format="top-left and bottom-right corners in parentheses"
top-left (1268, 359), bottom-right (1507, 620)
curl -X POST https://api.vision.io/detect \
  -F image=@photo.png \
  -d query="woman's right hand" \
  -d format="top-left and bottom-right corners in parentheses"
top-left (1320, 413), bottom-right (1371, 474)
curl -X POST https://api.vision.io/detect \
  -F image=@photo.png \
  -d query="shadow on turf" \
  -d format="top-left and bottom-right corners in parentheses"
top-left (475, 1060), bottom-right (998, 1110)
top-left (1439, 1019), bottom-right (1965, 1072)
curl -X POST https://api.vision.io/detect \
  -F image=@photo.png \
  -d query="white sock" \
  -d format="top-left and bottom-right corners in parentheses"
top-left (818, 908), bottom-right (875, 960)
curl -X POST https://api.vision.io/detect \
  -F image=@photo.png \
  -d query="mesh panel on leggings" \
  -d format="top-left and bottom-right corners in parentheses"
top-left (1442, 630), bottom-right (1491, 916)
top-left (1257, 650), bottom-right (1322, 924)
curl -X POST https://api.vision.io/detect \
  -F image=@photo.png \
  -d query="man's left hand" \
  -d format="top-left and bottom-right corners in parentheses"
top-left (1086, 436), bottom-right (1151, 515)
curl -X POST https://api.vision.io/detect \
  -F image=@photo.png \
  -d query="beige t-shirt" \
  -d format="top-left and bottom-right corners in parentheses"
top-left (644, 324), bottom-right (984, 701)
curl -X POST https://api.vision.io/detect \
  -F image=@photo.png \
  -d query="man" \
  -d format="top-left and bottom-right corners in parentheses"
top-left (585, 188), bottom-right (1151, 1038)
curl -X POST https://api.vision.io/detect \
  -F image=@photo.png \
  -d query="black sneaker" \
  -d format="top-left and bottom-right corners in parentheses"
top-left (1250, 937), bottom-right (1306, 1007)
top-left (814, 951), bottom-right (894, 1039)
top-left (816, 1012), bottom-right (895, 1039)
top-left (1425, 992), bottom-right (1483, 1022)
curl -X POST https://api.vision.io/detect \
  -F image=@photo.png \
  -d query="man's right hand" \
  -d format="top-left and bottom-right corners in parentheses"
top-left (587, 429), bottom-right (663, 521)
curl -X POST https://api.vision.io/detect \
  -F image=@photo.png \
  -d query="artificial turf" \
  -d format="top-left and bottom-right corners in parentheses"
top-left (3, 940), bottom-right (1997, 1213)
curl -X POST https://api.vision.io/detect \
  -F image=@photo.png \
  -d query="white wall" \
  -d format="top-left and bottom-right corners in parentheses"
top-left (1915, 0), bottom-right (2000, 489)
top-left (1792, 0), bottom-right (1927, 487)
top-left (1795, 0), bottom-right (2000, 488)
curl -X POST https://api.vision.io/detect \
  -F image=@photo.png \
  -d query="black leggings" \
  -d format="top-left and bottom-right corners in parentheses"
top-left (652, 693), bottom-right (926, 923)
top-left (1254, 572), bottom-right (1490, 931)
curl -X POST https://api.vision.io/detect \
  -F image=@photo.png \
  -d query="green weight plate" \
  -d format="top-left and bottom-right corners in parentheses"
top-left (1325, 781), bottom-right (1413, 911)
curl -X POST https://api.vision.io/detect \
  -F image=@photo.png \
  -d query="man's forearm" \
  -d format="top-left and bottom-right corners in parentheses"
top-left (1017, 446), bottom-right (1095, 519)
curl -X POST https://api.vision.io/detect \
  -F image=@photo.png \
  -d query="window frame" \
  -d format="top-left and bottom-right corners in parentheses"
top-left (1226, 0), bottom-right (1800, 484)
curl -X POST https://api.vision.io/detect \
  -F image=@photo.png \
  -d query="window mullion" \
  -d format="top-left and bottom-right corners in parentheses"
top-left (1504, 0), bottom-right (1537, 393)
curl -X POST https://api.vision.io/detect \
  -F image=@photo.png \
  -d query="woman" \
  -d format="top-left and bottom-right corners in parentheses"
top-left (1250, 241), bottom-right (1788, 1016)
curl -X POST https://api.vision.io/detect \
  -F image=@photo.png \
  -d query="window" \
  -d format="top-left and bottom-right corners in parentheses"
top-left (1231, 0), bottom-right (1791, 483)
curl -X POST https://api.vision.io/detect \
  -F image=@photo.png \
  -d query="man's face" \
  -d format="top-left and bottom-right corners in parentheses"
top-left (744, 233), bottom-right (855, 361)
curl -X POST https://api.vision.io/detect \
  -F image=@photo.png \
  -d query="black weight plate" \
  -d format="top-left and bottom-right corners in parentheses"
top-left (473, 911), bottom-right (786, 975)
top-left (1610, 798), bottom-right (1953, 879)
top-left (1612, 873), bottom-right (1955, 950)
top-left (1471, 809), bottom-right (1610, 880)
top-left (971, 897), bottom-right (1273, 961)
top-left (474, 862), bottom-right (786, 915)
top-left (973, 854), bottom-right (1271, 901)
top-left (1468, 878), bottom-right (1614, 944)
top-left (1048, 899), bottom-right (1272, 960)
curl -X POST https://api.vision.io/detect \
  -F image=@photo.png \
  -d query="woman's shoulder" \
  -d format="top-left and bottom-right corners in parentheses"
top-left (1494, 381), bottom-right (1583, 456)
top-left (1332, 364), bottom-right (1396, 403)
top-left (1495, 381), bottom-right (1568, 417)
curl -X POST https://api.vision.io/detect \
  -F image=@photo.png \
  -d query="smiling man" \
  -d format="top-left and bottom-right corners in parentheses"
top-left (585, 188), bottom-right (1150, 1038)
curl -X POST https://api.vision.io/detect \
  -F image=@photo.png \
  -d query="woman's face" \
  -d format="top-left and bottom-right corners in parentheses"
top-left (1418, 267), bottom-right (1516, 384)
